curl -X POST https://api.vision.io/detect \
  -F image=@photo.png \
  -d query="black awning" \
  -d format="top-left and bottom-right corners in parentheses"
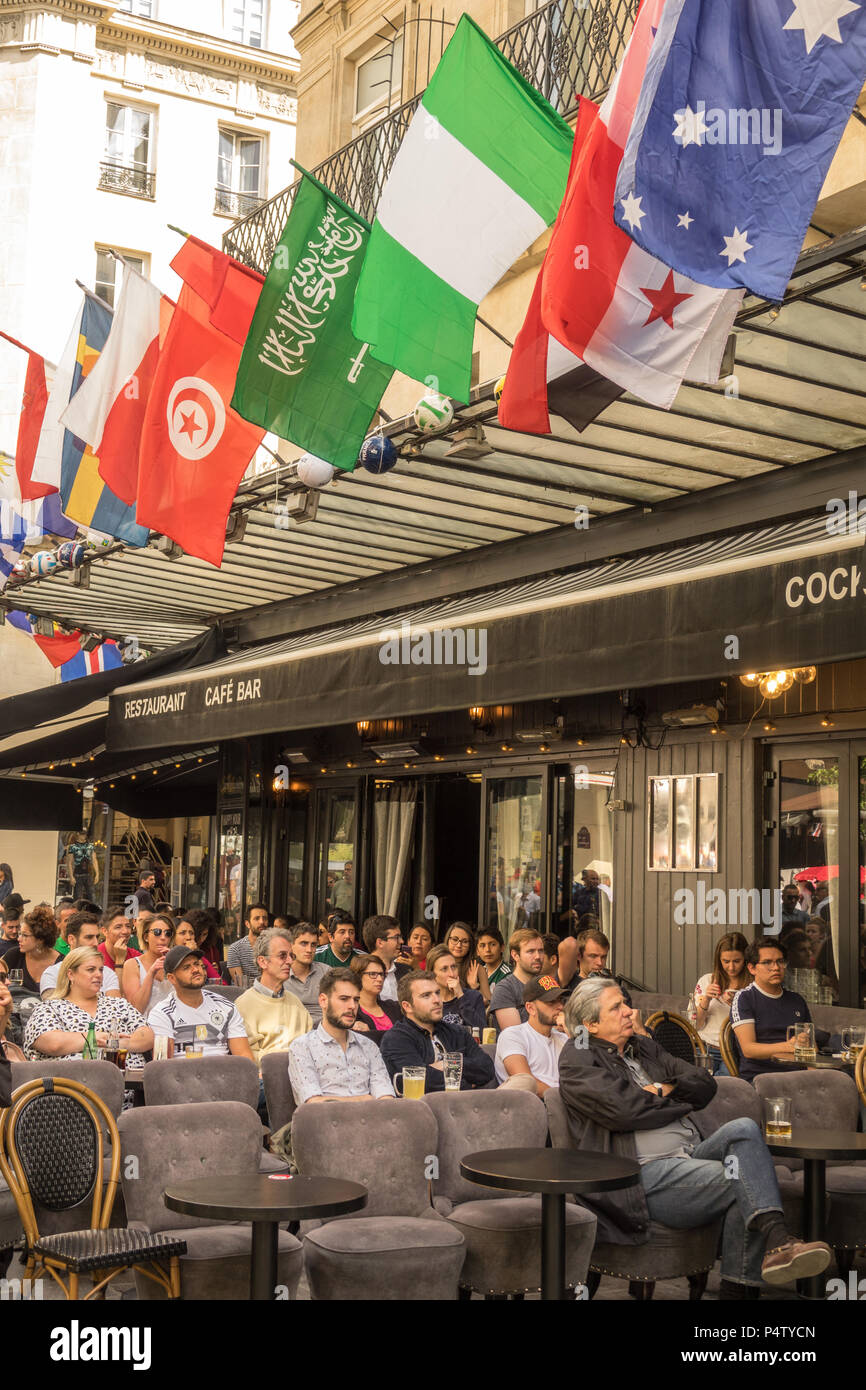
top-left (0, 779), bottom-right (83, 830)
top-left (106, 537), bottom-right (866, 751)
top-left (0, 718), bottom-right (106, 773)
top-left (0, 627), bottom-right (227, 742)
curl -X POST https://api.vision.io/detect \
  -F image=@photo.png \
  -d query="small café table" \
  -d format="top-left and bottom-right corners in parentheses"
top-left (764, 1128), bottom-right (866, 1299)
top-left (164, 1174), bottom-right (368, 1300)
top-left (769, 1053), bottom-right (854, 1072)
top-left (460, 1147), bottom-right (640, 1301)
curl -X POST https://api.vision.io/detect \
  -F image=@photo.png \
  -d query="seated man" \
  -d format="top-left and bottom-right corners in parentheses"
top-left (730, 936), bottom-right (824, 1083)
top-left (476, 926), bottom-right (511, 987)
top-left (283, 921), bottom-right (329, 1025)
top-left (361, 914), bottom-right (409, 1002)
top-left (541, 934), bottom-right (560, 977)
top-left (314, 911), bottom-right (360, 969)
top-left (288, 968), bottom-right (394, 1104)
top-left (381, 970), bottom-right (500, 1092)
top-left (489, 928), bottom-right (546, 1033)
top-left (494, 979), bottom-right (568, 1096)
top-left (148, 945), bottom-right (255, 1060)
top-left (236, 927), bottom-right (313, 1063)
top-left (41, 912), bottom-right (122, 997)
top-left (559, 976), bottom-right (831, 1296)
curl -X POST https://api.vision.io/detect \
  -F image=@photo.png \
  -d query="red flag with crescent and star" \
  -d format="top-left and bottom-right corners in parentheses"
top-left (538, 0), bottom-right (742, 410)
top-left (136, 238), bottom-right (265, 566)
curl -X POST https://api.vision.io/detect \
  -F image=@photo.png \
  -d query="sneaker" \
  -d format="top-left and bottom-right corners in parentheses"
top-left (761, 1239), bottom-right (832, 1285)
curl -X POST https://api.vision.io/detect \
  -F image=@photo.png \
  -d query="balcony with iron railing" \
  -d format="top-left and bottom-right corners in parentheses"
top-left (224, 0), bottom-right (639, 273)
top-left (98, 161), bottom-right (156, 199)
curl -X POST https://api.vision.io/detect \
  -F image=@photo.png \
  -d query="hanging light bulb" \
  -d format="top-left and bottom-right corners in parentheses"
top-left (759, 674), bottom-right (780, 699)
top-left (792, 666), bottom-right (817, 684)
top-left (773, 670), bottom-right (794, 693)
top-left (739, 673), bottom-right (761, 688)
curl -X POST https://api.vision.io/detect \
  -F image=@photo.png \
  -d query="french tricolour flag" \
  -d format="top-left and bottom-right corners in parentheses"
top-left (60, 640), bottom-right (123, 683)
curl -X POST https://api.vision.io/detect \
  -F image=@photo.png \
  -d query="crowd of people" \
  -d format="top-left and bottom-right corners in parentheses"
top-left (0, 881), bottom-right (860, 1299)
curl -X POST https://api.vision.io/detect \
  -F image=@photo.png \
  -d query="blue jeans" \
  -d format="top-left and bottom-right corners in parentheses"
top-left (640, 1117), bottom-right (784, 1285)
top-left (705, 1046), bottom-right (730, 1077)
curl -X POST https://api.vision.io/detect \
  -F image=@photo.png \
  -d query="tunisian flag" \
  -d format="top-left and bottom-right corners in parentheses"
top-left (0, 330), bottom-right (51, 500)
top-left (136, 238), bottom-right (265, 567)
top-left (540, 0), bottom-right (741, 410)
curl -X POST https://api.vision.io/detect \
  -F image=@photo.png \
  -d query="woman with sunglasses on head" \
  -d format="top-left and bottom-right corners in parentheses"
top-left (122, 912), bottom-right (176, 1016)
top-left (349, 954), bottom-right (401, 1045)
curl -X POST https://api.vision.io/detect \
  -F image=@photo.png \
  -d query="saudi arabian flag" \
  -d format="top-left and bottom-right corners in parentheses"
top-left (352, 14), bottom-right (573, 403)
top-left (232, 169), bottom-right (393, 471)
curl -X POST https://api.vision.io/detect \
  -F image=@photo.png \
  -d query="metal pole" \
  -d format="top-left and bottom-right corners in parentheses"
top-left (540, 1192), bottom-right (566, 1300)
top-left (801, 1159), bottom-right (827, 1300)
top-left (249, 1220), bottom-right (279, 1300)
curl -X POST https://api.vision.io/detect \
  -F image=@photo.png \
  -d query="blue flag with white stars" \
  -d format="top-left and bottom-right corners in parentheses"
top-left (614, 0), bottom-right (866, 301)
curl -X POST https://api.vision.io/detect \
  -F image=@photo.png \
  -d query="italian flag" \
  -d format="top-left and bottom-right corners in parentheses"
top-left (352, 14), bottom-right (573, 403)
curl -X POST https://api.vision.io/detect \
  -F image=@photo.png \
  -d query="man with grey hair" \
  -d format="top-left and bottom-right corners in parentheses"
top-left (558, 976), bottom-right (831, 1298)
top-left (235, 927), bottom-right (314, 1064)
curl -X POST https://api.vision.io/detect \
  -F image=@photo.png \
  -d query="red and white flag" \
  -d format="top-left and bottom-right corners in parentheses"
top-left (60, 267), bottom-right (174, 506)
top-left (540, 0), bottom-right (742, 410)
top-left (0, 330), bottom-right (52, 500)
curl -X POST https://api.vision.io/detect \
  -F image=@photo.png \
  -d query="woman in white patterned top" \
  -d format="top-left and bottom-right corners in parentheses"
top-left (25, 945), bottom-right (152, 1067)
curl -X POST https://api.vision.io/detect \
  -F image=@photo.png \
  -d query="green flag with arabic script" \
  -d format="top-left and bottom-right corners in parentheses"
top-left (232, 171), bottom-right (392, 471)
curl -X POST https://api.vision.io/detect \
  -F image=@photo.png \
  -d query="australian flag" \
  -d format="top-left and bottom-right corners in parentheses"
top-left (614, 0), bottom-right (866, 300)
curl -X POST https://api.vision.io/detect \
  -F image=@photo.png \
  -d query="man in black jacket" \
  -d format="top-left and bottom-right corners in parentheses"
top-left (558, 976), bottom-right (831, 1298)
top-left (381, 970), bottom-right (496, 1091)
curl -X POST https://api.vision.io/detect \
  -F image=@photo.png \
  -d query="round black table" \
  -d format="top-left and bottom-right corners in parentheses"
top-left (765, 1128), bottom-right (866, 1299)
top-left (460, 1147), bottom-right (640, 1301)
top-left (164, 1174), bottom-right (368, 1300)
top-left (769, 1054), bottom-right (854, 1072)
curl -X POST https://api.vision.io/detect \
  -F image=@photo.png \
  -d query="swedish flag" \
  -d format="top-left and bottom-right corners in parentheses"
top-left (60, 293), bottom-right (148, 546)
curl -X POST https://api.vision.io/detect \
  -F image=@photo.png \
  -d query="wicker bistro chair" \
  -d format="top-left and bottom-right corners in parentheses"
top-left (855, 1046), bottom-right (866, 1108)
top-left (644, 1011), bottom-right (707, 1066)
top-left (0, 1077), bottom-right (185, 1299)
top-left (718, 1018), bottom-right (741, 1077)
top-left (543, 1087), bottom-right (722, 1301)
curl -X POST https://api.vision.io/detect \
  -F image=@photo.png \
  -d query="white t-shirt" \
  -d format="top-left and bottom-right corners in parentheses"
top-left (40, 962), bottom-right (120, 997)
top-left (494, 1021), bottom-right (567, 1087)
top-left (148, 988), bottom-right (248, 1056)
top-left (693, 972), bottom-right (735, 1047)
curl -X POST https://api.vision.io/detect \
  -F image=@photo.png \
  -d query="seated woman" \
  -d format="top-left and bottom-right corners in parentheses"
top-left (443, 922), bottom-right (490, 1006)
top-left (694, 931), bottom-right (748, 1073)
top-left (122, 913), bottom-right (176, 1017)
top-left (404, 923), bottom-right (432, 971)
top-left (175, 917), bottom-right (221, 980)
top-left (191, 908), bottom-right (224, 973)
top-left (426, 943), bottom-right (487, 1035)
top-left (2, 905), bottom-right (60, 994)
top-left (349, 954), bottom-right (401, 1045)
top-left (24, 945), bottom-right (152, 1066)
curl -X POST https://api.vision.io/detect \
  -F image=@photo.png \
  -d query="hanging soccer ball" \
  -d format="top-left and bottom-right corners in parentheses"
top-left (358, 434), bottom-right (398, 475)
top-left (494, 376), bottom-right (506, 406)
top-left (414, 392), bottom-right (453, 432)
top-left (30, 550), bottom-right (58, 577)
top-left (296, 454), bottom-right (335, 489)
top-left (9, 561), bottom-right (28, 582)
top-left (56, 541), bottom-right (87, 570)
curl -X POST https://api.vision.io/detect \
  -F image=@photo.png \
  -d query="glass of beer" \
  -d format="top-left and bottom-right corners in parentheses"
top-left (764, 1097), bottom-right (793, 1140)
top-left (7, 970), bottom-right (22, 988)
top-left (394, 1066), bottom-right (426, 1099)
top-left (152, 1035), bottom-right (169, 1062)
top-left (842, 1025), bottom-right (866, 1063)
top-left (443, 1053), bottom-right (464, 1091)
top-left (185, 1047), bottom-right (203, 1060)
top-left (787, 1023), bottom-right (816, 1061)
top-left (103, 1034), bottom-right (120, 1067)
top-left (482, 1027), bottom-right (496, 1046)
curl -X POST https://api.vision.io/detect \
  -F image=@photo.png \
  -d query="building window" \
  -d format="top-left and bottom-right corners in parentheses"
top-left (354, 34), bottom-right (403, 124)
top-left (648, 774), bottom-right (720, 871)
top-left (99, 102), bottom-right (155, 199)
top-left (215, 129), bottom-right (264, 217)
top-left (116, 0), bottom-right (154, 14)
top-left (229, 0), bottom-right (265, 48)
top-left (94, 248), bottom-right (147, 309)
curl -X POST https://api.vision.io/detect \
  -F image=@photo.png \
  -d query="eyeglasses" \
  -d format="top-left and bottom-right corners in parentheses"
top-left (149, 928), bottom-right (174, 938)
top-left (271, 951), bottom-right (292, 961)
top-left (363, 971), bottom-right (385, 980)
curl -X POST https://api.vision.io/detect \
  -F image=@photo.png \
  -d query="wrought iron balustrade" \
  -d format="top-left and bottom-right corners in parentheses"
top-left (98, 161), bottom-right (156, 199)
top-left (225, 0), bottom-right (639, 273)
top-left (214, 187), bottom-right (266, 218)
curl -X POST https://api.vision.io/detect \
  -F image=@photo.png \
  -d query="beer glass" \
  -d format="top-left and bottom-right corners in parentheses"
top-left (394, 1066), bottom-right (426, 1099)
top-left (443, 1053), bottom-right (464, 1091)
top-left (764, 1097), bottom-right (793, 1140)
top-left (482, 1027), bottom-right (496, 1045)
top-left (841, 1025), bottom-right (866, 1062)
top-left (787, 1022), bottom-right (816, 1061)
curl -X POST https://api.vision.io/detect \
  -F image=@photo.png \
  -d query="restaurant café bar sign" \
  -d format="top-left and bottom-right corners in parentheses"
top-left (122, 678), bottom-right (262, 721)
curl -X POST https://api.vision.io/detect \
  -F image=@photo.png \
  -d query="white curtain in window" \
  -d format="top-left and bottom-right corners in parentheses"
top-left (374, 781), bottom-right (417, 917)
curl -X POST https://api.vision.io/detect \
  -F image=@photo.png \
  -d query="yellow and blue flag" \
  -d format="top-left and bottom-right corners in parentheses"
top-left (60, 293), bottom-right (148, 546)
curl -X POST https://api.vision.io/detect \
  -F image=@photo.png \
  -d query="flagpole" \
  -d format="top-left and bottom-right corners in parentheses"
top-left (289, 160), bottom-right (373, 231)
top-left (74, 279), bottom-right (113, 309)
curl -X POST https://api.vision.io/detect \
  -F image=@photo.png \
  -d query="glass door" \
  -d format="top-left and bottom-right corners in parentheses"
top-left (480, 769), bottom-right (546, 945)
top-left (553, 762), bottom-right (616, 940)
top-left (314, 785), bottom-right (359, 925)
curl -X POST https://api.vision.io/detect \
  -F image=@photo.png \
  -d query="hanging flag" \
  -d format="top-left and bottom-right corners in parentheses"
top-left (352, 13), bottom-right (573, 402)
top-left (59, 293), bottom-right (150, 546)
top-left (7, 610), bottom-right (83, 666)
top-left (614, 0), bottom-right (866, 300)
top-left (60, 639), bottom-right (123, 682)
top-left (0, 331), bottom-right (51, 500)
top-left (60, 267), bottom-right (174, 506)
top-left (232, 170), bottom-right (393, 471)
top-left (136, 237), bottom-right (265, 567)
top-left (0, 503), bottom-right (27, 591)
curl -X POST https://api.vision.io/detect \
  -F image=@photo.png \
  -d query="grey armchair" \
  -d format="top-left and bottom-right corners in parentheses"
top-left (754, 1070), bottom-right (866, 1269)
top-left (142, 1056), bottom-right (288, 1173)
top-left (425, 1089), bottom-right (596, 1298)
top-left (117, 1101), bottom-right (303, 1299)
top-left (544, 1087), bottom-right (722, 1300)
top-left (292, 1098), bottom-right (465, 1299)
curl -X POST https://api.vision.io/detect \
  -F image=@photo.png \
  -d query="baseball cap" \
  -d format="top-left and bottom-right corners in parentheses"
top-left (3, 894), bottom-right (28, 915)
top-left (524, 977), bottom-right (567, 1004)
top-left (163, 945), bottom-right (205, 974)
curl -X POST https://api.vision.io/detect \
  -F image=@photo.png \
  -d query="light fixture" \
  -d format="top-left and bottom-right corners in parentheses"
top-left (81, 634), bottom-right (102, 653)
top-left (576, 738), bottom-right (585, 747)
top-left (500, 743), bottom-right (512, 752)
top-left (152, 535), bottom-right (184, 559)
top-left (370, 741), bottom-right (427, 761)
top-left (466, 746), bottom-right (475, 755)
top-left (468, 706), bottom-right (494, 733)
top-left (514, 726), bottom-right (562, 744)
top-left (768, 303), bottom-right (781, 321)
top-left (820, 716), bottom-right (834, 728)
top-left (433, 754), bottom-right (444, 762)
top-left (224, 511), bottom-right (247, 545)
top-left (346, 761), bottom-right (355, 768)
top-left (763, 721), bottom-right (776, 732)
top-left (131, 773), bottom-right (136, 780)
top-left (444, 423), bottom-right (492, 460)
top-left (356, 720), bottom-right (371, 738)
top-left (197, 757), bottom-right (203, 763)
top-left (792, 666), bottom-right (817, 684)
top-left (739, 673), bottom-right (761, 688)
top-left (49, 763), bottom-right (55, 770)
top-left (175, 762), bottom-right (181, 768)
top-left (710, 726), bottom-right (720, 736)
top-left (662, 701), bottom-right (723, 727)
top-left (152, 769), bottom-right (157, 775)
top-left (109, 783), bottom-right (115, 788)
top-left (320, 767), bottom-right (328, 774)
top-left (539, 743), bottom-right (550, 753)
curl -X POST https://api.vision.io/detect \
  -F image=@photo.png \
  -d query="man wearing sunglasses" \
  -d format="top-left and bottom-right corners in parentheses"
top-left (235, 928), bottom-right (314, 1062)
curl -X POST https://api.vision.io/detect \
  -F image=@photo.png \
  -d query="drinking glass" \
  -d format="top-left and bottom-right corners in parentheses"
top-left (103, 1034), bottom-right (120, 1067)
top-left (152, 1035), bottom-right (170, 1061)
top-left (7, 969), bottom-right (23, 988)
top-left (842, 1025), bottom-right (866, 1062)
top-left (694, 1052), bottom-right (714, 1071)
top-left (394, 1066), bottom-right (426, 1099)
top-left (482, 1027), bottom-right (496, 1046)
top-left (764, 1096), bottom-right (793, 1140)
top-left (184, 1047), bottom-right (203, 1061)
top-left (443, 1053), bottom-right (464, 1091)
top-left (787, 1022), bottom-right (816, 1061)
